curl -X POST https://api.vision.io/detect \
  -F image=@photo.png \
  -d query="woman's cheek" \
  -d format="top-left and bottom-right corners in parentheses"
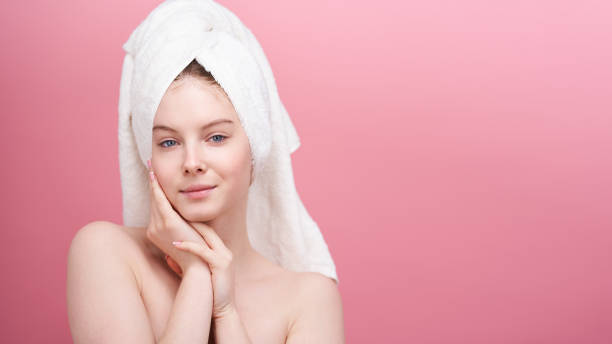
top-left (232, 152), bottom-right (254, 197)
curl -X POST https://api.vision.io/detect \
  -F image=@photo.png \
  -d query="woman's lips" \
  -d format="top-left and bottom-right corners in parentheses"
top-left (180, 186), bottom-right (216, 200)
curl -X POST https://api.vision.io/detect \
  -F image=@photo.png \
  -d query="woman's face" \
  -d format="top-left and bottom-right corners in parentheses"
top-left (151, 76), bottom-right (253, 222)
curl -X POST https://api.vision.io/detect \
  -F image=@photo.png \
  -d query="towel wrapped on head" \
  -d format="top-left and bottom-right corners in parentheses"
top-left (118, 0), bottom-right (338, 283)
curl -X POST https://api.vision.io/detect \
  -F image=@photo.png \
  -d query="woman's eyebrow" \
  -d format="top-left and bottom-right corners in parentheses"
top-left (153, 119), bottom-right (234, 132)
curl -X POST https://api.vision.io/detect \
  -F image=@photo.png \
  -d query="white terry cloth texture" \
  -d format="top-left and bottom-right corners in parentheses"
top-left (118, 0), bottom-right (338, 283)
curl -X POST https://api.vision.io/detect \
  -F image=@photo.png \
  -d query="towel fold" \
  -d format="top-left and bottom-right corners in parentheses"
top-left (118, 0), bottom-right (338, 283)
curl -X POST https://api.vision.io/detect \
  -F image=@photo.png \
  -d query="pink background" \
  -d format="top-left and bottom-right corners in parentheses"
top-left (1, 0), bottom-right (610, 343)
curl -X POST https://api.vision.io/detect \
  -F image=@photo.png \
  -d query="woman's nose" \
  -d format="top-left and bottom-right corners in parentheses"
top-left (182, 143), bottom-right (208, 174)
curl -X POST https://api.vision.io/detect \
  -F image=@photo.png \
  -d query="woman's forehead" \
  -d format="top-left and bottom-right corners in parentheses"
top-left (154, 79), bottom-right (239, 127)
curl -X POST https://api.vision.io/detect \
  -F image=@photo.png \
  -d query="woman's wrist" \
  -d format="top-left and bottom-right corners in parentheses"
top-left (213, 303), bottom-right (237, 321)
top-left (182, 262), bottom-right (211, 278)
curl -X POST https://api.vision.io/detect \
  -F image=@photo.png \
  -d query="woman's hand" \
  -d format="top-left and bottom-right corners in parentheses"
top-left (171, 223), bottom-right (237, 319)
top-left (146, 159), bottom-right (212, 275)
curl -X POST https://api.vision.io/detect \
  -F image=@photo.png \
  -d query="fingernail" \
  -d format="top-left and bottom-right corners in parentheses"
top-left (149, 171), bottom-right (154, 182)
top-left (172, 241), bottom-right (182, 246)
top-left (147, 159), bottom-right (151, 170)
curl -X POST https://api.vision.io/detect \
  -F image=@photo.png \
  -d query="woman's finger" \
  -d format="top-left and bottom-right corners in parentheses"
top-left (147, 160), bottom-right (163, 226)
top-left (149, 181), bottom-right (163, 226)
top-left (191, 222), bottom-right (227, 253)
top-left (173, 240), bottom-right (216, 265)
top-left (148, 160), bottom-right (179, 221)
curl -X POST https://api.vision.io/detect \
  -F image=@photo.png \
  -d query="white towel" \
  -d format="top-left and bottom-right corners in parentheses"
top-left (118, 0), bottom-right (338, 283)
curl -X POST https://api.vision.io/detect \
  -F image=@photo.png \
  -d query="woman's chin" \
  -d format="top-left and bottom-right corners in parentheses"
top-left (176, 204), bottom-right (218, 223)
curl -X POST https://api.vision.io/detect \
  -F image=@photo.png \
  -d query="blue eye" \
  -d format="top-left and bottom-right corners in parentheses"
top-left (210, 135), bottom-right (227, 143)
top-left (159, 139), bottom-right (177, 148)
top-left (158, 135), bottom-right (226, 148)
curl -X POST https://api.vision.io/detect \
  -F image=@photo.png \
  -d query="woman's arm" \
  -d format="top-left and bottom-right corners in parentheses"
top-left (67, 221), bottom-right (214, 343)
top-left (158, 264), bottom-right (213, 344)
top-left (169, 224), bottom-right (254, 343)
top-left (165, 257), bottom-right (252, 344)
top-left (212, 305), bottom-right (252, 343)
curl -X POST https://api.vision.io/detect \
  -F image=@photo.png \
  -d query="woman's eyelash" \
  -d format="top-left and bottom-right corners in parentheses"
top-left (210, 134), bottom-right (227, 143)
top-left (158, 135), bottom-right (227, 148)
top-left (159, 139), bottom-right (177, 148)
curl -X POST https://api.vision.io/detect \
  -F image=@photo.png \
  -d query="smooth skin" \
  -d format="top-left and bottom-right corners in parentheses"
top-left (66, 76), bottom-right (344, 343)
top-left (147, 159), bottom-right (250, 342)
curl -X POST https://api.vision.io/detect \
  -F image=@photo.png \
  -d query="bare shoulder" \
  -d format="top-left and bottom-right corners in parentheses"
top-left (66, 220), bottom-right (158, 343)
top-left (67, 220), bottom-right (154, 288)
top-left (69, 220), bottom-right (144, 246)
top-left (69, 220), bottom-right (133, 247)
top-left (291, 271), bottom-right (341, 304)
top-left (285, 271), bottom-right (345, 343)
top-left (68, 221), bottom-right (143, 266)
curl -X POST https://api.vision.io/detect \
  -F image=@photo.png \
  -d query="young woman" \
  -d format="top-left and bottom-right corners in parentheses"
top-left (66, 1), bottom-right (343, 343)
